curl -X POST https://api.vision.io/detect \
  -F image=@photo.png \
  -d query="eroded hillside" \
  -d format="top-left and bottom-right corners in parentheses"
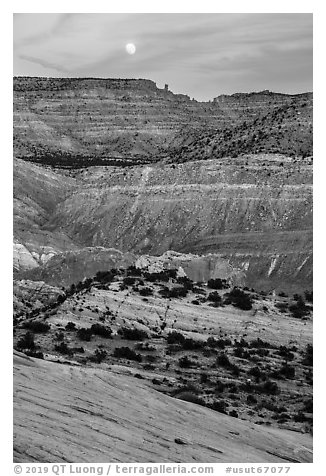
top-left (14, 154), bottom-right (312, 293)
top-left (14, 78), bottom-right (312, 165)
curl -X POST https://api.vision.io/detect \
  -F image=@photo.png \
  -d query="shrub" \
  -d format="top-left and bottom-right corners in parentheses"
top-left (95, 270), bottom-right (115, 283)
top-left (24, 350), bottom-right (44, 359)
top-left (216, 353), bottom-right (231, 368)
top-left (207, 278), bottom-right (228, 290)
top-left (65, 321), bottom-right (76, 331)
top-left (229, 410), bottom-right (238, 418)
top-left (118, 327), bottom-right (148, 340)
top-left (126, 265), bottom-right (142, 277)
top-left (89, 348), bottom-right (107, 363)
top-left (207, 337), bottom-right (232, 349)
top-left (77, 327), bottom-right (93, 341)
top-left (247, 394), bottom-right (257, 404)
top-left (176, 276), bottom-right (193, 290)
top-left (275, 302), bottom-right (288, 312)
top-left (182, 338), bottom-right (204, 350)
top-left (54, 341), bottom-right (73, 355)
top-left (22, 320), bottom-right (50, 333)
top-left (249, 366), bottom-right (263, 379)
top-left (143, 270), bottom-right (170, 282)
top-left (123, 276), bottom-right (136, 286)
top-left (55, 331), bottom-right (65, 341)
top-left (304, 290), bottom-right (313, 303)
top-left (90, 323), bottom-right (112, 338)
top-left (259, 380), bottom-right (280, 395)
top-left (210, 399), bottom-right (228, 414)
top-left (113, 346), bottom-right (142, 362)
top-left (200, 373), bottom-right (209, 384)
top-left (138, 287), bottom-right (153, 296)
top-left (57, 294), bottom-right (66, 304)
top-left (159, 286), bottom-right (188, 298)
top-left (207, 291), bottom-right (222, 303)
top-left (225, 288), bottom-right (253, 310)
top-left (166, 331), bottom-right (185, 345)
top-left (302, 344), bottom-right (313, 366)
top-left (289, 297), bottom-right (310, 319)
top-left (178, 356), bottom-right (195, 368)
top-left (250, 338), bottom-right (274, 349)
top-left (234, 337), bottom-right (249, 347)
top-left (280, 364), bottom-right (296, 379)
top-left (278, 345), bottom-right (295, 361)
top-left (16, 331), bottom-right (35, 350)
top-left (177, 392), bottom-right (205, 406)
top-left (302, 398), bottom-right (313, 413)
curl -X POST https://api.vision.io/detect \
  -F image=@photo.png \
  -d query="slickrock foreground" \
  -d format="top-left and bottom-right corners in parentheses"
top-left (13, 351), bottom-right (312, 463)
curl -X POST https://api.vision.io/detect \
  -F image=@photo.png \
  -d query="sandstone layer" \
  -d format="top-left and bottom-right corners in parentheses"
top-left (14, 351), bottom-right (312, 463)
top-left (14, 154), bottom-right (312, 293)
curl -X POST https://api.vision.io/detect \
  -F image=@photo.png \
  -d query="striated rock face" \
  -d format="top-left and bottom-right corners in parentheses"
top-left (13, 77), bottom-right (312, 165)
top-left (14, 351), bottom-right (313, 463)
top-left (14, 154), bottom-right (312, 293)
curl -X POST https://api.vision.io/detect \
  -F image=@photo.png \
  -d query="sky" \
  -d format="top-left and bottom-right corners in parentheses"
top-left (13, 13), bottom-right (312, 101)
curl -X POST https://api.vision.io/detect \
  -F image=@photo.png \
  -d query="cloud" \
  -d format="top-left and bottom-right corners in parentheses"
top-left (13, 13), bottom-right (312, 100)
top-left (18, 54), bottom-right (70, 75)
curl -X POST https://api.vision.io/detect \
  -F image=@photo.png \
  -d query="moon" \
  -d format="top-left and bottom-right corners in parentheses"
top-left (125, 43), bottom-right (136, 55)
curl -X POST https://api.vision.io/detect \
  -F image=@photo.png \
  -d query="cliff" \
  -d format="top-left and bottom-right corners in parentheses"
top-left (13, 77), bottom-right (312, 165)
top-left (14, 154), bottom-right (312, 293)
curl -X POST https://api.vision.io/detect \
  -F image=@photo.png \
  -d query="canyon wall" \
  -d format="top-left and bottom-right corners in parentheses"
top-left (14, 154), bottom-right (312, 293)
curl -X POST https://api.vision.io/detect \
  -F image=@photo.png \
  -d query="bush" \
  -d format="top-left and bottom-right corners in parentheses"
top-left (207, 337), bottom-right (232, 349)
top-left (90, 323), bottom-right (112, 338)
top-left (275, 302), bottom-right (288, 312)
top-left (95, 270), bottom-right (115, 283)
top-left (126, 265), bottom-right (142, 277)
top-left (207, 291), bottom-right (222, 303)
top-left (304, 290), bottom-right (313, 303)
top-left (166, 331), bottom-right (185, 345)
top-left (225, 288), bottom-right (253, 310)
top-left (89, 348), bottom-right (107, 363)
top-left (123, 276), bottom-right (136, 286)
top-left (289, 297), bottom-right (310, 319)
top-left (118, 327), bottom-right (148, 340)
top-left (16, 331), bottom-right (35, 350)
top-left (250, 338), bottom-right (274, 349)
top-left (182, 338), bottom-right (204, 350)
top-left (143, 270), bottom-right (171, 282)
top-left (177, 392), bottom-right (205, 406)
top-left (259, 380), bottom-right (280, 395)
top-left (138, 287), bottom-right (153, 296)
top-left (207, 278), bottom-right (228, 290)
top-left (280, 364), bottom-right (296, 379)
top-left (77, 327), bottom-right (93, 341)
top-left (178, 356), bottom-right (195, 368)
top-left (176, 276), bottom-right (193, 290)
top-left (278, 345), bottom-right (295, 361)
top-left (302, 344), bottom-right (313, 366)
top-left (24, 350), bottom-right (44, 359)
top-left (54, 341), bottom-right (73, 355)
top-left (65, 321), bottom-right (76, 331)
top-left (113, 347), bottom-right (142, 362)
top-left (216, 353), bottom-right (231, 368)
top-left (22, 320), bottom-right (50, 333)
top-left (159, 286), bottom-right (188, 298)
top-left (210, 399), bottom-right (228, 414)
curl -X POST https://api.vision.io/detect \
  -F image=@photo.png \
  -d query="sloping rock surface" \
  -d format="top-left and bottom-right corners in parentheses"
top-left (13, 351), bottom-right (312, 463)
